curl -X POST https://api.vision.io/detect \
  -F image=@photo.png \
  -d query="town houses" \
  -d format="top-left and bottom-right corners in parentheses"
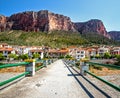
top-left (0, 43), bottom-right (119, 60)
top-left (0, 43), bottom-right (15, 57)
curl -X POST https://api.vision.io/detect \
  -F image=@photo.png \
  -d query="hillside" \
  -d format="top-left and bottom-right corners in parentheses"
top-left (109, 31), bottom-right (120, 41)
top-left (0, 30), bottom-right (119, 47)
top-left (81, 32), bottom-right (120, 45)
top-left (0, 30), bottom-right (87, 47)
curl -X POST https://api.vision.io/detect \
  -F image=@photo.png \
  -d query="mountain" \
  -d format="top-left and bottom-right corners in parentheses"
top-left (74, 19), bottom-right (110, 39)
top-left (0, 15), bottom-right (6, 32)
top-left (0, 15), bottom-right (13, 31)
top-left (109, 31), bottom-right (120, 41)
top-left (8, 10), bottom-right (76, 32)
top-left (0, 10), bottom-right (119, 40)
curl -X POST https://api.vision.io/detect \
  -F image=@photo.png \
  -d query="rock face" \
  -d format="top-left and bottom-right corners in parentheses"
top-left (8, 10), bottom-right (76, 32)
top-left (48, 12), bottom-right (76, 31)
top-left (74, 19), bottom-right (110, 38)
top-left (109, 31), bottom-right (120, 41)
top-left (1, 10), bottom-right (117, 40)
top-left (0, 15), bottom-right (13, 32)
top-left (0, 15), bottom-right (7, 32)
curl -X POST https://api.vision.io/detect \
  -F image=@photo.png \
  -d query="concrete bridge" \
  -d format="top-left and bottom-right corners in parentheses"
top-left (0, 60), bottom-right (120, 98)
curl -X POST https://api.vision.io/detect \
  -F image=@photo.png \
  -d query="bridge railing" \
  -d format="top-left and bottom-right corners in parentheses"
top-left (64, 59), bottom-right (120, 92)
top-left (85, 62), bottom-right (120, 92)
top-left (0, 62), bottom-right (30, 87)
top-left (0, 59), bottom-right (56, 87)
top-left (35, 59), bottom-right (54, 71)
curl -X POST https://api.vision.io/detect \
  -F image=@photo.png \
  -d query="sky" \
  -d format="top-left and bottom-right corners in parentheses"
top-left (0, 0), bottom-right (120, 31)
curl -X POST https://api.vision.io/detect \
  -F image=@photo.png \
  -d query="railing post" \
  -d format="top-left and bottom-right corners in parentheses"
top-left (48, 59), bottom-right (50, 65)
top-left (51, 59), bottom-right (53, 63)
top-left (80, 60), bottom-right (89, 75)
top-left (43, 60), bottom-right (46, 67)
top-left (72, 60), bottom-right (76, 66)
top-left (25, 60), bottom-right (35, 76)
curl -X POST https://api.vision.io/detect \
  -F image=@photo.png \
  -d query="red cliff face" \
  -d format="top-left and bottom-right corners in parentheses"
top-left (8, 10), bottom-right (76, 32)
top-left (74, 19), bottom-right (111, 38)
top-left (0, 15), bottom-right (7, 32)
top-left (1, 10), bottom-right (112, 39)
top-left (0, 15), bottom-right (13, 32)
top-left (48, 12), bottom-right (76, 31)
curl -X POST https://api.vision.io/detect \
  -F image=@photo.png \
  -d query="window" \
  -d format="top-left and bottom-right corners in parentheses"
top-left (81, 51), bottom-right (84, 54)
top-left (81, 55), bottom-right (84, 57)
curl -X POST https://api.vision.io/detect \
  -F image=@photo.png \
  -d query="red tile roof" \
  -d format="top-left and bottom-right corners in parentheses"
top-left (30, 49), bottom-right (43, 52)
top-left (0, 48), bottom-right (13, 51)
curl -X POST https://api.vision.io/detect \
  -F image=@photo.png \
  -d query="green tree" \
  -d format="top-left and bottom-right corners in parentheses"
top-left (0, 53), bottom-right (4, 60)
top-left (115, 55), bottom-right (120, 65)
top-left (65, 55), bottom-right (72, 59)
top-left (19, 54), bottom-right (29, 60)
top-left (33, 53), bottom-right (40, 59)
top-left (104, 52), bottom-right (111, 59)
top-left (8, 53), bottom-right (17, 60)
top-left (95, 54), bottom-right (100, 59)
top-left (58, 55), bottom-right (64, 59)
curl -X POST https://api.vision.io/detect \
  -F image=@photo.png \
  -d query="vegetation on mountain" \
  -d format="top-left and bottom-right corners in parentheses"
top-left (0, 30), bottom-right (119, 48)
top-left (81, 32), bottom-right (120, 45)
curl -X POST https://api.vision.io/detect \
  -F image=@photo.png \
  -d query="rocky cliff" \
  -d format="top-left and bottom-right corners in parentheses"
top-left (0, 10), bottom-right (115, 39)
top-left (0, 15), bottom-right (7, 32)
top-left (8, 10), bottom-right (76, 32)
top-left (48, 12), bottom-right (76, 31)
top-left (74, 19), bottom-right (110, 38)
top-left (0, 15), bottom-right (13, 32)
top-left (109, 31), bottom-right (120, 41)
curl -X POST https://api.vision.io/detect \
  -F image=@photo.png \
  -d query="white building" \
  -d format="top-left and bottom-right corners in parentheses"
top-left (98, 47), bottom-right (109, 56)
top-left (111, 47), bottom-right (120, 55)
top-left (28, 49), bottom-right (44, 59)
top-left (75, 49), bottom-right (85, 61)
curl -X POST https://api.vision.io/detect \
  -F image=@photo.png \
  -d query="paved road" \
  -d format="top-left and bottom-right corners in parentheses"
top-left (0, 60), bottom-right (119, 98)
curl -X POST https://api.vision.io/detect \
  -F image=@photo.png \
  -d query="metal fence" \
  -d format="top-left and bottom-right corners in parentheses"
top-left (64, 59), bottom-right (120, 92)
top-left (0, 59), bottom-right (55, 87)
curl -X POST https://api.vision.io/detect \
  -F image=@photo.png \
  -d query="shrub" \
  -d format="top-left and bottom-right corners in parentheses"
top-left (0, 53), bottom-right (5, 60)
top-left (8, 53), bottom-right (17, 60)
top-left (18, 54), bottom-right (29, 60)
top-left (33, 53), bottom-right (40, 59)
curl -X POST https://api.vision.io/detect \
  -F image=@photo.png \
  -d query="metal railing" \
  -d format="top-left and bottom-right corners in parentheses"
top-left (0, 62), bottom-right (30, 69)
top-left (0, 59), bottom-right (55, 87)
top-left (64, 59), bottom-right (120, 92)
top-left (88, 62), bottom-right (120, 70)
top-left (85, 62), bottom-right (120, 91)
top-left (0, 72), bottom-right (29, 86)
top-left (85, 70), bottom-right (120, 91)
top-left (0, 62), bottom-right (30, 87)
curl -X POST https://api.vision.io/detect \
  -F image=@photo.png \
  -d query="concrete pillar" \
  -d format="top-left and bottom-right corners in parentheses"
top-left (80, 61), bottom-right (89, 75)
top-left (72, 60), bottom-right (76, 66)
top-left (51, 59), bottom-right (53, 63)
top-left (25, 61), bottom-right (35, 76)
top-left (43, 60), bottom-right (47, 67)
top-left (41, 52), bottom-right (44, 59)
